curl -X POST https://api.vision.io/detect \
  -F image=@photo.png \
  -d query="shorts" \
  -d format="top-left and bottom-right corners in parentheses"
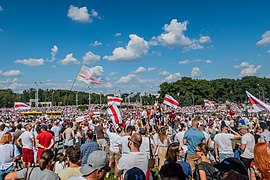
top-left (22, 148), bottom-right (34, 163)
top-left (97, 139), bottom-right (107, 147)
top-left (109, 150), bottom-right (121, 163)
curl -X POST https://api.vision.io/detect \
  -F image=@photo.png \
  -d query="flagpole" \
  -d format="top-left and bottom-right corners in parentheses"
top-left (71, 64), bottom-right (83, 91)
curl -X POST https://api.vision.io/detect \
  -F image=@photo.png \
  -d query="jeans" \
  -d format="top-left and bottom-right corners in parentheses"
top-left (0, 165), bottom-right (14, 180)
top-left (219, 153), bottom-right (234, 162)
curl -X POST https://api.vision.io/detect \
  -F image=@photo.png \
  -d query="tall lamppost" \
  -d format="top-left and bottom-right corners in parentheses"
top-left (52, 91), bottom-right (54, 107)
top-left (88, 86), bottom-right (91, 109)
top-left (34, 82), bottom-right (41, 108)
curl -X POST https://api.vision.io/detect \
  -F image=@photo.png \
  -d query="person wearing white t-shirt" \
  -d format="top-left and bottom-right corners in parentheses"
top-left (120, 126), bottom-right (133, 156)
top-left (239, 125), bottom-right (255, 170)
top-left (174, 123), bottom-right (188, 161)
top-left (117, 133), bottom-right (148, 179)
top-left (214, 124), bottom-right (241, 162)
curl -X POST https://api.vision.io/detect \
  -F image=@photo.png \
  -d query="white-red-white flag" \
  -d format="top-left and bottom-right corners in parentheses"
top-left (77, 65), bottom-right (102, 84)
top-left (204, 99), bottom-right (215, 106)
top-left (14, 102), bottom-right (31, 111)
top-left (246, 91), bottom-right (270, 112)
top-left (76, 115), bottom-right (91, 123)
top-left (154, 100), bottom-right (159, 107)
top-left (107, 104), bottom-right (122, 124)
top-left (163, 94), bottom-right (179, 108)
top-left (107, 96), bottom-right (122, 106)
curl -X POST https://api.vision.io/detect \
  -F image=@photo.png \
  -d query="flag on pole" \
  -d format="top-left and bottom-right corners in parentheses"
top-left (204, 99), bottom-right (215, 106)
top-left (14, 102), bottom-right (31, 110)
top-left (163, 94), bottom-right (179, 108)
top-left (107, 104), bottom-right (122, 124)
top-left (77, 65), bottom-right (102, 84)
top-left (76, 115), bottom-right (91, 123)
top-left (107, 96), bottom-right (122, 106)
top-left (246, 91), bottom-right (270, 112)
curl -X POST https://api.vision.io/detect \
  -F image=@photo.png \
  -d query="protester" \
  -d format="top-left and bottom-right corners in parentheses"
top-left (36, 124), bottom-right (54, 161)
top-left (53, 153), bottom-right (65, 174)
top-left (120, 126), bottom-right (133, 156)
top-left (124, 167), bottom-right (146, 180)
top-left (80, 130), bottom-right (99, 165)
top-left (174, 123), bottom-right (188, 161)
top-left (159, 161), bottom-right (186, 180)
top-left (95, 120), bottom-right (107, 151)
top-left (62, 123), bottom-right (75, 149)
top-left (253, 142), bottom-right (270, 179)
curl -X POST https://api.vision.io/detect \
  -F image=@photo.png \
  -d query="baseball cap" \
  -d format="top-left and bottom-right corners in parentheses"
top-left (124, 167), bottom-right (146, 180)
top-left (238, 124), bottom-right (248, 130)
top-left (214, 157), bottom-right (248, 176)
top-left (80, 150), bottom-right (109, 176)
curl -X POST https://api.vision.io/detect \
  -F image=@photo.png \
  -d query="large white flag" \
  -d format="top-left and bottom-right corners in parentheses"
top-left (107, 104), bottom-right (122, 124)
top-left (246, 91), bottom-right (270, 112)
top-left (14, 102), bottom-right (31, 110)
top-left (163, 94), bottom-right (179, 108)
top-left (107, 96), bottom-right (122, 106)
top-left (77, 65), bottom-right (102, 84)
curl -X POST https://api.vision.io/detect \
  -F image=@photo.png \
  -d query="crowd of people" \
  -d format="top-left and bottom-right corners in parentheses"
top-left (0, 102), bottom-right (270, 180)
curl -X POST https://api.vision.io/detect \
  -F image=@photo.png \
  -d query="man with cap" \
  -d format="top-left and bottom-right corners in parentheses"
top-left (259, 121), bottom-right (270, 143)
top-left (238, 124), bottom-right (255, 170)
top-left (68, 150), bottom-right (110, 180)
top-left (213, 157), bottom-right (248, 180)
top-left (36, 124), bottom-right (54, 161)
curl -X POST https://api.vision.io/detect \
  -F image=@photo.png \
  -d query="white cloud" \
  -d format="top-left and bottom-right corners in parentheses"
top-left (83, 51), bottom-right (100, 64)
top-left (267, 49), bottom-right (270, 53)
top-left (199, 36), bottom-right (211, 43)
top-left (191, 67), bottom-right (201, 77)
top-left (60, 53), bottom-right (80, 65)
top-left (15, 58), bottom-right (45, 66)
top-left (49, 45), bottom-right (58, 61)
top-left (233, 61), bottom-right (261, 76)
top-left (178, 60), bottom-right (190, 64)
top-left (90, 40), bottom-right (102, 47)
top-left (1, 70), bottom-right (23, 76)
top-left (151, 19), bottom-right (210, 51)
top-left (205, 59), bottom-right (212, 64)
top-left (133, 66), bottom-right (156, 74)
top-left (257, 30), bottom-right (270, 46)
top-left (104, 34), bottom-right (149, 61)
top-left (87, 66), bottom-right (104, 76)
top-left (67, 5), bottom-right (90, 23)
top-left (117, 74), bottom-right (136, 84)
top-left (90, 9), bottom-right (98, 18)
top-left (0, 6), bottom-right (3, 11)
top-left (114, 33), bottom-right (122, 37)
top-left (159, 71), bottom-right (181, 81)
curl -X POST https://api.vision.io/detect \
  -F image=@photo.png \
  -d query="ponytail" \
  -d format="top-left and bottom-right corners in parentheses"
top-left (39, 150), bottom-right (54, 171)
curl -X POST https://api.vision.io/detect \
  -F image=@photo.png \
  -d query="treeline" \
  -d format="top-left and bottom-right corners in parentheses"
top-left (0, 76), bottom-right (269, 108)
top-left (158, 76), bottom-right (270, 106)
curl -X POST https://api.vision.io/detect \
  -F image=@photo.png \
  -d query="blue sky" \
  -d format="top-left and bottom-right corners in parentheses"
top-left (1, 0), bottom-right (270, 94)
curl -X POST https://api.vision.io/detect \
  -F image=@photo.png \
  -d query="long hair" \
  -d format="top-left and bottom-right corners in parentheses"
top-left (165, 143), bottom-right (179, 162)
top-left (254, 142), bottom-right (270, 179)
top-left (39, 150), bottom-right (54, 171)
top-left (158, 127), bottom-right (167, 144)
top-left (1, 132), bottom-right (12, 144)
top-left (196, 142), bottom-right (210, 156)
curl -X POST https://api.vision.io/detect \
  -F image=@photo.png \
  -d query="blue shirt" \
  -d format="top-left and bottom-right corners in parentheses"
top-left (184, 128), bottom-right (205, 154)
top-left (164, 160), bottom-right (192, 180)
top-left (80, 140), bottom-right (99, 165)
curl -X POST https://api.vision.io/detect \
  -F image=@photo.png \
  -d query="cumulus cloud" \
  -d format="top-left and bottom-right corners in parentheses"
top-left (49, 45), bottom-right (58, 61)
top-left (205, 59), bottom-right (212, 64)
top-left (90, 40), bottom-right (102, 47)
top-left (159, 71), bottom-right (181, 81)
top-left (114, 33), bottom-right (122, 37)
top-left (178, 60), bottom-right (190, 64)
top-left (0, 70), bottom-right (23, 76)
top-left (117, 74), bottom-right (136, 84)
top-left (257, 30), bottom-right (270, 46)
top-left (133, 66), bottom-right (156, 74)
top-left (60, 53), bottom-right (80, 65)
top-left (233, 61), bottom-right (261, 76)
top-left (0, 5), bottom-right (3, 11)
top-left (67, 5), bottom-right (90, 23)
top-left (104, 34), bottom-right (149, 61)
top-left (151, 19), bottom-right (210, 50)
top-left (83, 51), bottom-right (100, 64)
top-left (15, 58), bottom-right (45, 66)
top-left (191, 67), bottom-right (201, 77)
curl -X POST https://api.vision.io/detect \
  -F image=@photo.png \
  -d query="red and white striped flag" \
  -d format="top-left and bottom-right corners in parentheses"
top-left (14, 102), bottom-right (31, 110)
top-left (107, 104), bottom-right (122, 124)
top-left (77, 65), bottom-right (102, 84)
top-left (163, 94), bottom-right (179, 108)
top-left (76, 115), bottom-right (91, 123)
top-left (107, 96), bottom-right (122, 106)
top-left (154, 100), bottom-right (159, 107)
top-left (204, 99), bottom-right (215, 106)
top-left (246, 91), bottom-right (270, 112)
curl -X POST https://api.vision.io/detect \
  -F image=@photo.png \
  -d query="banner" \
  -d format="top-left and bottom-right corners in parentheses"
top-left (77, 65), bottom-right (101, 84)
top-left (14, 102), bottom-right (31, 110)
top-left (204, 99), bottom-right (215, 106)
top-left (163, 94), bottom-right (179, 108)
top-left (246, 91), bottom-right (270, 112)
top-left (107, 104), bottom-right (122, 124)
top-left (107, 96), bottom-right (122, 106)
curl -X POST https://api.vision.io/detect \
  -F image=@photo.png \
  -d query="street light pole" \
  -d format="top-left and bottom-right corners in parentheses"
top-left (88, 86), bottom-right (91, 109)
top-left (34, 82), bottom-right (41, 108)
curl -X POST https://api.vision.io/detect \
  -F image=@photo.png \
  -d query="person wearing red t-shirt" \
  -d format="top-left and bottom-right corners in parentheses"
top-left (36, 125), bottom-right (54, 161)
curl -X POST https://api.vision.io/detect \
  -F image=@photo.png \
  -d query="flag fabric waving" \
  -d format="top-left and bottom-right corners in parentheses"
top-left (204, 99), bottom-right (215, 106)
top-left (77, 65), bottom-right (101, 84)
top-left (14, 102), bottom-right (31, 110)
top-left (246, 91), bottom-right (270, 112)
top-left (76, 115), bottom-right (91, 123)
top-left (163, 94), bottom-right (179, 108)
top-left (107, 104), bottom-right (122, 124)
top-left (107, 96), bottom-right (122, 106)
